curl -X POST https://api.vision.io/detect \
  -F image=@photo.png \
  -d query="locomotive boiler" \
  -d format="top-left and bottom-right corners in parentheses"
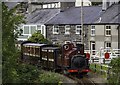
top-left (21, 41), bottom-right (90, 75)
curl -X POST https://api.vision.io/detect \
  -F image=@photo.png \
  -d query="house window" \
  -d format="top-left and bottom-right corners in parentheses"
top-left (91, 26), bottom-right (95, 36)
top-left (37, 25), bottom-right (41, 33)
top-left (53, 25), bottom-right (59, 34)
top-left (65, 25), bottom-right (70, 34)
top-left (105, 42), bottom-right (111, 52)
top-left (23, 25), bottom-right (29, 35)
top-left (76, 25), bottom-right (82, 35)
top-left (105, 26), bottom-right (111, 36)
top-left (31, 26), bottom-right (37, 34)
top-left (41, 25), bottom-right (45, 34)
top-left (106, 42), bottom-right (111, 48)
top-left (23, 25), bottom-right (37, 35)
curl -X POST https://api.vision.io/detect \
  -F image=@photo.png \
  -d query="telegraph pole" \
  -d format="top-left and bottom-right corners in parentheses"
top-left (81, 0), bottom-right (84, 44)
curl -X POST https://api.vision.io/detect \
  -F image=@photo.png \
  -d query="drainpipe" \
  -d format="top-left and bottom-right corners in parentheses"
top-left (118, 25), bottom-right (120, 53)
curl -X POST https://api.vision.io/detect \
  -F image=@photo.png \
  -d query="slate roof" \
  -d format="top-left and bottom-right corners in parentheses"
top-left (5, 2), bottom-right (18, 9)
top-left (26, 8), bottom-right (60, 24)
top-left (45, 6), bottom-right (102, 25)
top-left (94, 4), bottom-right (120, 24)
top-left (45, 3), bottom-right (120, 25)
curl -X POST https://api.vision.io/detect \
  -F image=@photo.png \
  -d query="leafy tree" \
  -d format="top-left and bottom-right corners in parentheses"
top-left (28, 31), bottom-right (51, 44)
top-left (16, 63), bottom-right (42, 83)
top-left (2, 2), bottom-right (25, 83)
top-left (108, 57), bottom-right (120, 84)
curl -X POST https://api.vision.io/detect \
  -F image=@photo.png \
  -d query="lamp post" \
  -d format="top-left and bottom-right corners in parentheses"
top-left (81, 0), bottom-right (84, 44)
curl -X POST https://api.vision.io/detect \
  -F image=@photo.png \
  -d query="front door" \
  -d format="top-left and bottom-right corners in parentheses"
top-left (90, 41), bottom-right (95, 55)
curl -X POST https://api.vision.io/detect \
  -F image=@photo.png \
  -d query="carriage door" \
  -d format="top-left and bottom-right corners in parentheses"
top-left (90, 41), bottom-right (95, 55)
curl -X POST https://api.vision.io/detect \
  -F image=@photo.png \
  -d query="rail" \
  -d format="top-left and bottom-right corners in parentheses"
top-left (68, 75), bottom-right (96, 85)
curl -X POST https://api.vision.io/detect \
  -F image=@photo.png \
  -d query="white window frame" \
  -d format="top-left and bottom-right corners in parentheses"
top-left (37, 25), bottom-right (44, 34)
top-left (91, 25), bottom-right (95, 36)
top-left (23, 25), bottom-right (37, 36)
top-left (105, 42), bottom-right (111, 52)
top-left (76, 25), bottom-right (82, 35)
top-left (105, 42), bottom-right (111, 48)
top-left (30, 25), bottom-right (37, 34)
top-left (23, 25), bottom-right (30, 35)
top-left (53, 25), bottom-right (59, 34)
top-left (105, 25), bottom-right (111, 36)
top-left (65, 25), bottom-right (70, 35)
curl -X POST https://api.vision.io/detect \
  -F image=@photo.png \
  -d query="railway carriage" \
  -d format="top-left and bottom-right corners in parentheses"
top-left (21, 41), bottom-right (90, 75)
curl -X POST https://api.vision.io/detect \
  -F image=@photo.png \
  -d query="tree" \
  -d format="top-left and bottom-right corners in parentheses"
top-left (2, 2), bottom-right (25, 83)
top-left (28, 31), bottom-right (51, 44)
top-left (108, 57), bottom-right (120, 84)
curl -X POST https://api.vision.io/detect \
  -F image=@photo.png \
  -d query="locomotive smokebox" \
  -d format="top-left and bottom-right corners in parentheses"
top-left (71, 55), bottom-right (86, 69)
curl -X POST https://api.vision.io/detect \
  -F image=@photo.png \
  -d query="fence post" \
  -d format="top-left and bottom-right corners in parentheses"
top-left (95, 64), bottom-right (96, 72)
top-left (107, 67), bottom-right (110, 80)
top-left (100, 65), bottom-right (102, 75)
top-left (103, 58), bottom-right (105, 64)
top-left (92, 58), bottom-right (94, 63)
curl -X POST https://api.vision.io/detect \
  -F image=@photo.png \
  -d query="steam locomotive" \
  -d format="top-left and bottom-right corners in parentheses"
top-left (21, 41), bottom-right (90, 75)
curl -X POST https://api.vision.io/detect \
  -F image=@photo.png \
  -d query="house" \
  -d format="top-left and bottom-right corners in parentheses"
top-left (4, 0), bottom-right (120, 54)
top-left (45, 1), bottom-right (120, 55)
top-left (5, 0), bottom-right (91, 41)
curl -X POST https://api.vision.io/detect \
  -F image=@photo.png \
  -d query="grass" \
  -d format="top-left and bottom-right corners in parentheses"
top-left (90, 63), bottom-right (110, 78)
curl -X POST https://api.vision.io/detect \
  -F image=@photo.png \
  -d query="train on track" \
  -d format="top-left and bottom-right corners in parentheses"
top-left (20, 41), bottom-right (90, 75)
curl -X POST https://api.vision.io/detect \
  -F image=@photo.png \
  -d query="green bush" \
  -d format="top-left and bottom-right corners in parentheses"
top-left (28, 31), bottom-right (51, 44)
top-left (16, 63), bottom-right (42, 83)
top-left (108, 57), bottom-right (120, 84)
top-left (36, 71), bottom-right (61, 84)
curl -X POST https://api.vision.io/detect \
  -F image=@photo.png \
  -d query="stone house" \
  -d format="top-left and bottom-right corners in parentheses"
top-left (45, 1), bottom-right (120, 54)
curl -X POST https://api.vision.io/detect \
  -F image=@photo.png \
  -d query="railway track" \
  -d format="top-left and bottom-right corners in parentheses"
top-left (68, 75), bottom-right (97, 85)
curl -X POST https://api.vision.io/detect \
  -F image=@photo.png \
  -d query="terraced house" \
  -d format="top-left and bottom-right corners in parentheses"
top-left (45, 1), bottom-right (120, 54)
top-left (16, 0), bottom-right (92, 41)
top-left (5, 0), bottom-right (120, 54)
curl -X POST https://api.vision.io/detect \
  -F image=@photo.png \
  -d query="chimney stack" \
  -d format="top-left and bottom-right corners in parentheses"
top-left (102, 0), bottom-right (110, 11)
top-left (60, 2), bottom-right (75, 12)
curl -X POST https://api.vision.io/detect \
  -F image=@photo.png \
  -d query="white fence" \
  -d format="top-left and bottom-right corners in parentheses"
top-left (85, 49), bottom-right (120, 64)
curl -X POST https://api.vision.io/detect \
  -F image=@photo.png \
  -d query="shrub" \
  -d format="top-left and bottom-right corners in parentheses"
top-left (28, 31), bottom-right (51, 44)
top-left (36, 71), bottom-right (61, 85)
top-left (16, 63), bottom-right (42, 83)
top-left (108, 57), bottom-right (120, 84)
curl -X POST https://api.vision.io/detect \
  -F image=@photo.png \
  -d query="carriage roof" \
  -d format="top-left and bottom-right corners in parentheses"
top-left (23, 43), bottom-right (46, 47)
top-left (42, 47), bottom-right (60, 50)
